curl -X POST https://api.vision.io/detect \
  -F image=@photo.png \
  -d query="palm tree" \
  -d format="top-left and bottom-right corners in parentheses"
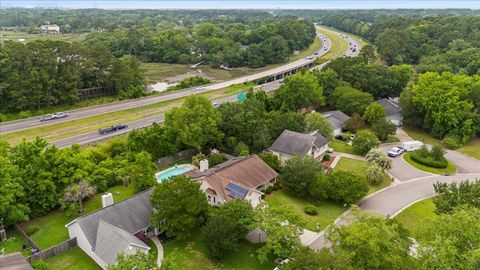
top-left (366, 148), bottom-right (392, 170)
top-left (63, 180), bottom-right (96, 213)
top-left (366, 165), bottom-right (384, 185)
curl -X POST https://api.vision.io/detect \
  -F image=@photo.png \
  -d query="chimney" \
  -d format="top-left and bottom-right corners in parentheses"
top-left (199, 159), bottom-right (209, 172)
top-left (101, 193), bottom-right (113, 208)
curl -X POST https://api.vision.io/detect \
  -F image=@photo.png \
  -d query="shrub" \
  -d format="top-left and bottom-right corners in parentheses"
top-left (441, 136), bottom-right (462, 150)
top-left (304, 205), bottom-right (318, 216)
top-left (344, 113), bottom-right (367, 132)
top-left (323, 153), bottom-right (331, 161)
top-left (315, 171), bottom-right (369, 204)
top-left (239, 149), bottom-right (250, 156)
top-left (272, 184), bottom-right (280, 191)
top-left (234, 142), bottom-right (249, 156)
top-left (259, 152), bottom-right (281, 172)
top-left (192, 153), bottom-right (207, 167)
top-left (18, 110), bottom-right (32, 119)
top-left (26, 224), bottom-right (40, 235)
top-left (31, 260), bottom-right (50, 270)
top-left (371, 118), bottom-right (397, 141)
top-left (265, 186), bottom-right (274, 194)
top-left (352, 129), bottom-right (380, 155)
top-left (208, 153), bottom-right (227, 167)
top-left (410, 146), bottom-right (448, 168)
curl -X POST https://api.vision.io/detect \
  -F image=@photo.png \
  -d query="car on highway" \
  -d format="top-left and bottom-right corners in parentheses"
top-left (40, 114), bottom-right (55, 121)
top-left (387, 147), bottom-right (405, 157)
top-left (53, 112), bottom-right (69, 119)
top-left (306, 56), bottom-right (315, 60)
top-left (99, 124), bottom-right (128, 134)
top-left (39, 112), bottom-right (69, 121)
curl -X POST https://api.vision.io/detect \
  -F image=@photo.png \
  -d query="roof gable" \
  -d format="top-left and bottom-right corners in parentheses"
top-left (270, 130), bottom-right (328, 156)
top-left (377, 98), bottom-right (402, 116)
top-left (321, 110), bottom-right (350, 130)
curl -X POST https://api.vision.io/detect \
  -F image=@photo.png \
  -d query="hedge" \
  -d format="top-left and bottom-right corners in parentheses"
top-left (410, 151), bottom-right (448, 168)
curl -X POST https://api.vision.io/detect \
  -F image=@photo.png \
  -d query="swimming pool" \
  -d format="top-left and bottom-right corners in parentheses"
top-left (155, 164), bottom-right (194, 182)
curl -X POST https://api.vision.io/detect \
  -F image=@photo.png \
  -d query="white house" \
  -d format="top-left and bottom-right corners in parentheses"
top-left (269, 130), bottom-right (330, 163)
top-left (377, 98), bottom-right (403, 126)
top-left (321, 110), bottom-right (350, 136)
top-left (186, 155), bottom-right (278, 208)
top-left (40, 24), bottom-right (60, 33)
top-left (65, 190), bottom-right (153, 269)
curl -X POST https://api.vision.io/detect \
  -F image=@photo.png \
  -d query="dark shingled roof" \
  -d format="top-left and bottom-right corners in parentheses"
top-left (377, 98), bottom-right (402, 116)
top-left (269, 130), bottom-right (329, 156)
top-left (73, 189), bottom-right (153, 250)
top-left (321, 110), bottom-right (350, 130)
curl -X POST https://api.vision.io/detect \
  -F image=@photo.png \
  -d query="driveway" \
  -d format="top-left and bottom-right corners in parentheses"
top-left (378, 144), bottom-right (431, 181)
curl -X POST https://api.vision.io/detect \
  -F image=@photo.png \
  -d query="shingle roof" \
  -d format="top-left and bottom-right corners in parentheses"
top-left (73, 189), bottom-right (153, 249)
top-left (321, 110), bottom-right (350, 130)
top-left (94, 220), bottom-right (149, 266)
top-left (269, 130), bottom-right (329, 156)
top-left (377, 98), bottom-right (402, 116)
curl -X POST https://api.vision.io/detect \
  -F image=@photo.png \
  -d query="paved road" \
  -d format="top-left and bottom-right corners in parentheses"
top-left (0, 31), bottom-right (332, 135)
top-left (379, 144), bottom-right (432, 181)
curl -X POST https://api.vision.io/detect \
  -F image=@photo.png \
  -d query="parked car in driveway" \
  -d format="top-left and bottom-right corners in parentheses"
top-left (388, 147), bottom-right (405, 157)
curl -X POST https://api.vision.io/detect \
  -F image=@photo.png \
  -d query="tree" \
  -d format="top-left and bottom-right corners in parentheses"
top-left (283, 247), bottom-right (324, 270)
top-left (371, 118), bottom-right (397, 141)
top-left (329, 86), bottom-right (374, 115)
top-left (304, 112), bottom-right (334, 140)
top-left (324, 211), bottom-right (412, 270)
top-left (268, 111), bottom-right (306, 140)
top-left (391, 64), bottom-right (414, 90)
top-left (207, 153), bottom-right (227, 167)
top-left (281, 155), bottom-right (323, 197)
top-left (316, 171), bottom-right (369, 204)
top-left (418, 208), bottom-right (480, 270)
top-left (366, 165), bottom-right (385, 185)
top-left (359, 44), bottom-right (376, 63)
top-left (126, 123), bottom-right (177, 160)
top-left (150, 175), bottom-right (209, 240)
top-left (433, 180), bottom-right (480, 214)
top-left (0, 156), bottom-right (29, 226)
top-left (363, 102), bottom-right (385, 124)
top-left (165, 95), bottom-right (223, 150)
top-left (259, 152), bottom-right (281, 172)
top-left (108, 251), bottom-right (159, 270)
top-left (63, 180), bottom-right (95, 213)
top-left (202, 200), bottom-right (255, 259)
top-left (344, 113), bottom-right (367, 132)
top-left (366, 148), bottom-right (392, 170)
top-left (275, 71), bottom-right (324, 111)
top-left (315, 68), bottom-right (340, 96)
top-left (130, 151), bottom-right (157, 192)
top-left (352, 129), bottom-right (380, 155)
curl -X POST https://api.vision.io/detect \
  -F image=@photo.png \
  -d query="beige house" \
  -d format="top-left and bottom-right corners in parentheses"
top-left (40, 24), bottom-right (60, 33)
top-left (186, 155), bottom-right (278, 208)
top-left (269, 130), bottom-right (329, 163)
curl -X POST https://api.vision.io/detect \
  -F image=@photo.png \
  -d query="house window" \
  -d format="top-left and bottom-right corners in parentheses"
top-left (207, 195), bottom-right (211, 201)
top-left (213, 197), bottom-right (216, 203)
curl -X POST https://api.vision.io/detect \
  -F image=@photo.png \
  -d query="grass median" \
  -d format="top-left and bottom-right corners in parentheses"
top-left (403, 153), bottom-right (456, 175)
top-left (316, 25), bottom-right (350, 61)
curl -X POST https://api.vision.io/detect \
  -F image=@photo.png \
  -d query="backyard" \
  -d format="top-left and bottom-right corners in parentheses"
top-left (19, 184), bottom-right (136, 249)
top-left (329, 140), bottom-right (357, 155)
top-left (42, 247), bottom-right (101, 270)
top-left (333, 157), bottom-right (391, 194)
top-left (265, 190), bottom-right (346, 232)
top-left (0, 230), bottom-right (30, 256)
top-left (163, 234), bottom-right (275, 270)
top-left (395, 197), bottom-right (437, 239)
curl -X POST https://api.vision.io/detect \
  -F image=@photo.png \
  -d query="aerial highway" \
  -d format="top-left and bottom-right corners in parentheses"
top-left (48, 30), bottom-right (360, 148)
top-left (0, 31), bottom-right (331, 134)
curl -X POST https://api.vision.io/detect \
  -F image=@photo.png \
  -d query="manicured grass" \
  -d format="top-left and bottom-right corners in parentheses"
top-left (402, 127), bottom-right (440, 145)
top-left (0, 230), bottom-right (30, 256)
top-left (43, 247), bottom-right (101, 270)
top-left (395, 197), bottom-right (437, 239)
top-left (403, 153), bottom-right (456, 175)
top-left (19, 184), bottom-right (136, 249)
top-left (288, 36), bottom-right (322, 61)
top-left (458, 137), bottom-right (480, 160)
top-left (163, 234), bottom-right (275, 270)
top-left (148, 239), bottom-right (158, 260)
top-left (384, 135), bottom-right (400, 143)
top-left (315, 25), bottom-right (349, 61)
top-left (333, 157), bottom-right (391, 194)
top-left (1, 31), bottom-right (84, 43)
top-left (265, 190), bottom-right (346, 232)
top-left (329, 140), bottom-right (357, 155)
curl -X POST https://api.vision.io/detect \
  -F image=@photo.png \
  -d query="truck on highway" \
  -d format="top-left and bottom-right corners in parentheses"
top-left (402, 141), bottom-right (424, 152)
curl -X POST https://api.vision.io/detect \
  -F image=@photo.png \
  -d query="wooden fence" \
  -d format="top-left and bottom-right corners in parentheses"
top-left (27, 238), bottom-right (77, 262)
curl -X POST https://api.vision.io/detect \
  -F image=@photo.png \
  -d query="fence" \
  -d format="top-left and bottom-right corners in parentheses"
top-left (13, 224), bottom-right (40, 252)
top-left (156, 149), bottom-right (197, 167)
top-left (27, 238), bottom-right (77, 262)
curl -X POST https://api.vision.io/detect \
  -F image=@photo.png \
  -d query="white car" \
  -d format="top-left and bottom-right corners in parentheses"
top-left (388, 147), bottom-right (405, 157)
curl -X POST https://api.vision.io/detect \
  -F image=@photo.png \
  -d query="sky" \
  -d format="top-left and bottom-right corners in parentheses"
top-left (2, 1), bottom-right (479, 10)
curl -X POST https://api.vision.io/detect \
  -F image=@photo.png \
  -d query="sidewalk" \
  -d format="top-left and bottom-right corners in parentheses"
top-left (151, 236), bottom-right (164, 267)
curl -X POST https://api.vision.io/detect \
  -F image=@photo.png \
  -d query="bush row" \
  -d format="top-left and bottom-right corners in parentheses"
top-left (410, 152), bottom-right (448, 168)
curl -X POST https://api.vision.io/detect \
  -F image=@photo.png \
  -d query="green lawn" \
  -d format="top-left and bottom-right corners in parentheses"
top-left (42, 247), bottom-right (101, 270)
top-left (458, 137), bottom-right (480, 160)
top-left (19, 184), bottom-right (136, 249)
top-left (265, 190), bottom-right (346, 232)
top-left (0, 230), bottom-right (30, 256)
top-left (1, 31), bottom-right (84, 43)
top-left (333, 157), bottom-right (391, 194)
top-left (403, 153), bottom-right (456, 175)
top-left (163, 234), bottom-right (274, 270)
top-left (148, 239), bottom-right (158, 260)
top-left (384, 135), bottom-right (400, 143)
top-left (329, 140), bottom-right (357, 155)
top-left (395, 197), bottom-right (437, 239)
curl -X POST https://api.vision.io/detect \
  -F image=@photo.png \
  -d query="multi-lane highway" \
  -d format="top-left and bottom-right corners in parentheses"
top-left (0, 32), bottom-right (330, 134)
top-left (2, 27), bottom-right (360, 147)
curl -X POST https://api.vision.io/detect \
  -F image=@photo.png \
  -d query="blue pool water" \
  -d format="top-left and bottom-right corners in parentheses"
top-left (156, 166), bottom-right (192, 182)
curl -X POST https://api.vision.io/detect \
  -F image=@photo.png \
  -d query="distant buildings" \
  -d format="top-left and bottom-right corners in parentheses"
top-left (40, 24), bottom-right (60, 33)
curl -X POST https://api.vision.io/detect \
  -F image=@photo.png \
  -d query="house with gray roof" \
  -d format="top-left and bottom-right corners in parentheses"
top-left (269, 130), bottom-right (329, 163)
top-left (65, 189), bottom-right (153, 269)
top-left (377, 98), bottom-right (403, 126)
top-left (321, 110), bottom-right (350, 136)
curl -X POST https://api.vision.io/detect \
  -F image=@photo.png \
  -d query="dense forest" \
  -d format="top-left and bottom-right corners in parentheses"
top-left (0, 40), bottom-right (144, 113)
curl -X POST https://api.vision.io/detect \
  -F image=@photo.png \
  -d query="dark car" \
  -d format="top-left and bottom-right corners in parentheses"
top-left (112, 124), bottom-right (128, 131)
top-left (98, 126), bottom-right (114, 134)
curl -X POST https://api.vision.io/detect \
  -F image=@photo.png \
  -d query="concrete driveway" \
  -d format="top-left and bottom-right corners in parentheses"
top-left (378, 144), bottom-right (431, 181)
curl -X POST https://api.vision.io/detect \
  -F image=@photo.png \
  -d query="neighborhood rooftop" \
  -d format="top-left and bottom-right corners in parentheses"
top-left (377, 98), bottom-right (402, 116)
top-left (321, 110), bottom-right (350, 130)
top-left (269, 130), bottom-right (329, 157)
